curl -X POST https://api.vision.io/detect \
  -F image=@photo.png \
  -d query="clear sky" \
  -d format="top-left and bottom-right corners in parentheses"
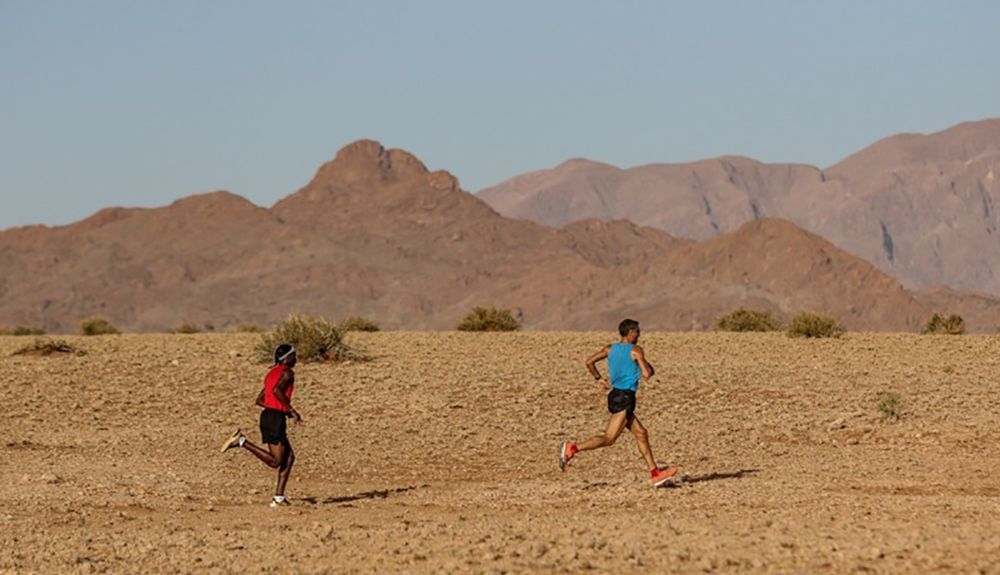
top-left (2, 1), bottom-right (998, 229)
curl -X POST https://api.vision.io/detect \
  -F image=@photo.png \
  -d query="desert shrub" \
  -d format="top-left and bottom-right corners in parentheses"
top-left (339, 316), bottom-right (380, 332)
top-left (786, 312), bottom-right (844, 339)
top-left (0, 325), bottom-right (46, 336)
top-left (922, 313), bottom-right (965, 335)
top-left (256, 314), bottom-right (364, 363)
top-left (877, 393), bottom-right (903, 422)
top-left (13, 338), bottom-right (85, 357)
top-left (713, 308), bottom-right (781, 332)
top-left (80, 317), bottom-right (120, 336)
top-left (232, 322), bottom-right (264, 333)
top-left (172, 321), bottom-right (202, 334)
top-left (456, 306), bottom-right (521, 332)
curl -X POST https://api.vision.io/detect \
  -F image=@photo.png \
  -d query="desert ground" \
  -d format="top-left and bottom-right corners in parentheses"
top-left (2, 331), bottom-right (999, 574)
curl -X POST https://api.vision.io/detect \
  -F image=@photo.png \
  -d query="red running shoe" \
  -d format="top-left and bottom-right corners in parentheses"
top-left (559, 441), bottom-right (578, 472)
top-left (651, 466), bottom-right (679, 487)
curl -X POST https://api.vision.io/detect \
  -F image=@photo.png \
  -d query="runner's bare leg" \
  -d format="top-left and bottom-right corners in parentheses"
top-left (626, 416), bottom-right (657, 471)
top-left (275, 444), bottom-right (295, 496)
top-left (576, 411), bottom-right (629, 452)
top-left (243, 439), bottom-right (286, 468)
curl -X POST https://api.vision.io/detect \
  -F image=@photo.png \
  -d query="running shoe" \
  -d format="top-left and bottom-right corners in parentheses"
top-left (559, 441), bottom-right (577, 472)
top-left (651, 466), bottom-right (679, 487)
top-left (219, 428), bottom-right (243, 453)
top-left (270, 497), bottom-right (291, 508)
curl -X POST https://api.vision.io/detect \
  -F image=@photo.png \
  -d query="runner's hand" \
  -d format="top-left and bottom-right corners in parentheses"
top-left (595, 376), bottom-right (610, 391)
top-left (291, 410), bottom-right (302, 424)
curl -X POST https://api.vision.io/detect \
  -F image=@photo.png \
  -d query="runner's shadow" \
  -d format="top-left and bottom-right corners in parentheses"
top-left (661, 468), bottom-right (759, 489)
top-left (298, 485), bottom-right (426, 505)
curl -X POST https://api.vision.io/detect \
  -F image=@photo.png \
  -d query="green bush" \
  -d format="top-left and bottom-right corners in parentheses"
top-left (877, 393), bottom-right (903, 422)
top-left (456, 306), bottom-right (521, 332)
top-left (80, 317), bottom-right (120, 336)
top-left (713, 308), bottom-right (781, 332)
top-left (13, 338), bottom-right (85, 357)
top-left (0, 325), bottom-right (46, 336)
top-left (786, 312), bottom-right (844, 339)
top-left (172, 321), bottom-right (202, 334)
top-left (257, 314), bottom-right (364, 363)
top-left (339, 317), bottom-right (380, 332)
top-left (922, 313), bottom-right (965, 335)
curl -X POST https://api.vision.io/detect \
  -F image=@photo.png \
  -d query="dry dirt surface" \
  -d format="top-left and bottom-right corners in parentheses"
top-left (2, 332), bottom-right (999, 574)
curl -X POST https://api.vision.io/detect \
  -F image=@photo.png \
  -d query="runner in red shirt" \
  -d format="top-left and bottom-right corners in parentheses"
top-left (220, 343), bottom-right (302, 507)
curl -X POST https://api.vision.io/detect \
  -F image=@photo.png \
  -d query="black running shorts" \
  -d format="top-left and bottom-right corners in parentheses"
top-left (607, 388), bottom-right (637, 420)
top-left (259, 408), bottom-right (288, 445)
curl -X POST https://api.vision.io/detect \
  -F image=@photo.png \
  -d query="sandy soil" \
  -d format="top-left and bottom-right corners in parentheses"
top-left (2, 332), bottom-right (999, 574)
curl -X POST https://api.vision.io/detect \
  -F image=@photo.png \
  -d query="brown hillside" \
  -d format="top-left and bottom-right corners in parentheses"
top-left (0, 141), bottom-right (968, 332)
top-left (479, 119), bottom-right (1000, 293)
top-left (592, 219), bottom-right (928, 331)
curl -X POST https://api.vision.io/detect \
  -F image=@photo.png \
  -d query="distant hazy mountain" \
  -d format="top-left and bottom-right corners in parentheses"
top-left (479, 119), bottom-right (1000, 294)
top-left (3, 139), bottom-right (999, 333)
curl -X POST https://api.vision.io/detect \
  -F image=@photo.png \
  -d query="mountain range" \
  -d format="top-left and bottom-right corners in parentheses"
top-left (4, 123), bottom-right (1000, 333)
top-left (480, 119), bottom-right (1000, 294)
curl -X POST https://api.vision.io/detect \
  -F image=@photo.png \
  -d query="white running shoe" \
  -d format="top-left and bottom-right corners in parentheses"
top-left (219, 429), bottom-right (244, 453)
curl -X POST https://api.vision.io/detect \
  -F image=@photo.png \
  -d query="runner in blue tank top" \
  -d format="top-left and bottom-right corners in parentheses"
top-left (559, 319), bottom-right (678, 487)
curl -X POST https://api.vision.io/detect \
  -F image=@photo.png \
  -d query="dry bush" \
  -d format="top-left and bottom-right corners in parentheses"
top-left (257, 314), bottom-right (365, 363)
top-left (232, 322), bottom-right (264, 333)
top-left (80, 317), bottom-right (120, 336)
top-left (713, 308), bottom-right (781, 332)
top-left (172, 321), bottom-right (202, 334)
top-left (0, 325), bottom-right (46, 336)
top-left (922, 313), bottom-right (965, 335)
top-left (13, 338), bottom-right (85, 357)
top-left (339, 317), bottom-right (380, 332)
top-left (786, 312), bottom-right (844, 339)
top-left (457, 306), bottom-right (521, 332)
top-left (877, 393), bottom-right (903, 422)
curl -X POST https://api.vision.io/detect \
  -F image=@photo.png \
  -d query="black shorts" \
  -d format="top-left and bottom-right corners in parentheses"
top-left (260, 408), bottom-right (289, 445)
top-left (608, 388), bottom-right (637, 420)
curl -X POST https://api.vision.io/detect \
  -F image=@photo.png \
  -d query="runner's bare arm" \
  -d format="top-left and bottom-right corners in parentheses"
top-left (255, 387), bottom-right (266, 408)
top-left (586, 345), bottom-right (612, 390)
top-left (633, 345), bottom-right (655, 380)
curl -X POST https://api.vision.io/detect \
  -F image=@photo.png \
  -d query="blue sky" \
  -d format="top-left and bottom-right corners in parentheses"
top-left (2, 1), bottom-right (998, 229)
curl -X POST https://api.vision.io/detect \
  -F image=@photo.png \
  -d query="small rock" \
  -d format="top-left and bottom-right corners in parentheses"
top-left (828, 418), bottom-right (846, 431)
top-left (316, 523), bottom-right (336, 541)
top-left (41, 473), bottom-right (61, 484)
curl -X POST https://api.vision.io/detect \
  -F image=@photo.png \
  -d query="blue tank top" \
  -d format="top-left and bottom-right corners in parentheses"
top-left (608, 342), bottom-right (641, 392)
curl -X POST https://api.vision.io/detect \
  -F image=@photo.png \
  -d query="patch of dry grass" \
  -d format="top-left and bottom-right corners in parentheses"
top-left (457, 306), bottom-right (521, 332)
top-left (79, 317), bottom-right (120, 336)
top-left (714, 308), bottom-right (781, 332)
top-left (12, 338), bottom-right (85, 357)
top-left (257, 314), bottom-right (365, 363)
top-left (786, 312), bottom-right (844, 338)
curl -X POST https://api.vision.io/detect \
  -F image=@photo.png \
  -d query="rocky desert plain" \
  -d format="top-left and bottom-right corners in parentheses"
top-left (3, 331), bottom-right (999, 574)
top-left (5, 119), bottom-right (1000, 574)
